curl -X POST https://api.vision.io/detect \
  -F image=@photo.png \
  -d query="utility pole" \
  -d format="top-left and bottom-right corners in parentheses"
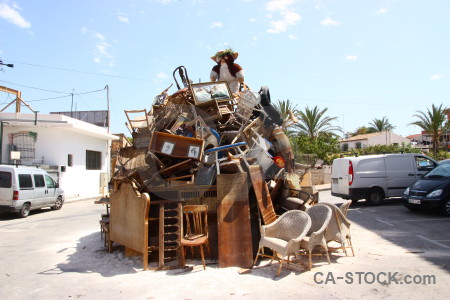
top-left (105, 85), bottom-right (110, 133)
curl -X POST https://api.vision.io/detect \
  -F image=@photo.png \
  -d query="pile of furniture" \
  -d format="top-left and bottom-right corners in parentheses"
top-left (103, 67), bottom-right (332, 272)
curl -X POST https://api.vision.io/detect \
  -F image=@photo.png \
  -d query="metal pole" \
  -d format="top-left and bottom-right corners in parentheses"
top-left (105, 85), bottom-right (110, 133)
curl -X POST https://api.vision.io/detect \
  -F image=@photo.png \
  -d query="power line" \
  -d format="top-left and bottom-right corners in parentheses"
top-left (3, 59), bottom-right (172, 84)
top-left (280, 96), bottom-right (424, 107)
top-left (0, 79), bottom-right (71, 94)
top-left (27, 88), bottom-right (105, 102)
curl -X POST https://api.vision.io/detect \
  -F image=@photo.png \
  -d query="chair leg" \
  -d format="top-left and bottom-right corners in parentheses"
top-left (276, 259), bottom-right (283, 277)
top-left (323, 245), bottom-right (331, 264)
top-left (200, 245), bottom-right (206, 270)
top-left (252, 247), bottom-right (262, 267)
top-left (181, 245), bottom-right (186, 268)
top-left (308, 251), bottom-right (312, 271)
top-left (348, 236), bottom-right (355, 256)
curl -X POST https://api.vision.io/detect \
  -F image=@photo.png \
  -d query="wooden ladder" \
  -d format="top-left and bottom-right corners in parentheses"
top-left (158, 201), bottom-right (183, 269)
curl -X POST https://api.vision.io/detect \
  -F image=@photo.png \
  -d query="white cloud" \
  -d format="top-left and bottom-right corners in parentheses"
top-left (267, 11), bottom-right (301, 33)
top-left (211, 22), bottom-right (223, 28)
top-left (94, 32), bottom-right (105, 41)
top-left (265, 0), bottom-right (301, 33)
top-left (346, 55), bottom-right (358, 60)
top-left (156, 0), bottom-right (176, 4)
top-left (249, 18), bottom-right (256, 22)
top-left (118, 16), bottom-right (129, 23)
top-left (375, 8), bottom-right (388, 15)
top-left (321, 16), bottom-right (342, 26)
top-left (430, 74), bottom-right (444, 80)
top-left (157, 72), bottom-right (168, 79)
top-left (288, 34), bottom-right (298, 40)
top-left (266, 0), bottom-right (296, 12)
top-left (0, 3), bottom-right (31, 28)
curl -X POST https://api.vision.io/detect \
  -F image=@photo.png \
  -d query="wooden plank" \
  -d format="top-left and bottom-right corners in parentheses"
top-left (248, 165), bottom-right (277, 225)
top-left (217, 173), bottom-right (253, 268)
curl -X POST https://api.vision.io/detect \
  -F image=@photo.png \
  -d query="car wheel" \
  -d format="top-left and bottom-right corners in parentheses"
top-left (441, 198), bottom-right (450, 217)
top-left (18, 203), bottom-right (30, 218)
top-left (51, 197), bottom-right (64, 210)
top-left (366, 188), bottom-right (384, 206)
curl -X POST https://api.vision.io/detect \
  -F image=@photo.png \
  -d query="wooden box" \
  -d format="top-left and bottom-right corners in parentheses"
top-left (149, 132), bottom-right (204, 161)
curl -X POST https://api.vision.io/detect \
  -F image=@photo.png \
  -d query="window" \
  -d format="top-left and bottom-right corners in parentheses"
top-left (45, 175), bottom-right (55, 188)
top-left (68, 154), bottom-right (73, 167)
top-left (86, 150), bottom-right (101, 170)
top-left (0, 171), bottom-right (12, 188)
top-left (415, 156), bottom-right (436, 172)
top-left (33, 174), bottom-right (45, 188)
top-left (18, 174), bottom-right (33, 189)
top-left (355, 142), bottom-right (362, 149)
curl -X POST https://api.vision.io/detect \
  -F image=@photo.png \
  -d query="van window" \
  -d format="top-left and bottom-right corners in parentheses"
top-left (415, 156), bottom-right (436, 172)
top-left (34, 174), bottom-right (45, 188)
top-left (45, 175), bottom-right (55, 188)
top-left (0, 171), bottom-right (12, 188)
top-left (18, 174), bottom-right (33, 189)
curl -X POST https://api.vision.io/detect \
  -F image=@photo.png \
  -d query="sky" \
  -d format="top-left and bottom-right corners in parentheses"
top-left (0, 0), bottom-right (449, 138)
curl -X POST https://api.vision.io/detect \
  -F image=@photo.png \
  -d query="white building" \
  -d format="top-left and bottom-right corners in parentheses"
top-left (0, 112), bottom-right (118, 200)
top-left (340, 131), bottom-right (410, 150)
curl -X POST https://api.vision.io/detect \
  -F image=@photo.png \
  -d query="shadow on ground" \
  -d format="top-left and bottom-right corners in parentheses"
top-left (345, 197), bottom-right (450, 274)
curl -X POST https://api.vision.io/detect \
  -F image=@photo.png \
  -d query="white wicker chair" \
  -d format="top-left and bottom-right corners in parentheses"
top-left (253, 210), bottom-right (311, 277)
top-left (321, 202), bottom-right (354, 257)
top-left (300, 204), bottom-right (332, 270)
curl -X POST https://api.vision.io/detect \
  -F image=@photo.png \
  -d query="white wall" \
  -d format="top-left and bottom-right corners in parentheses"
top-left (1, 125), bottom-right (110, 199)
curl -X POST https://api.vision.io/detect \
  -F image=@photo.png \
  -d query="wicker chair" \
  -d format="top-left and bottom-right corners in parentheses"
top-left (253, 210), bottom-right (311, 277)
top-left (339, 200), bottom-right (352, 217)
top-left (300, 204), bottom-right (332, 270)
top-left (321, 202), bottom-right (355, 257)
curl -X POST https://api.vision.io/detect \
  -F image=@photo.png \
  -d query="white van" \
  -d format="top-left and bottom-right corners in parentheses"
top-left (0, 165), bottom-right (65, 217)
top-left (331, 153), bottom-right (438, 205)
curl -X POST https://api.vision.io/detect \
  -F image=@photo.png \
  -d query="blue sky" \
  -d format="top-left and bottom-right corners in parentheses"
top-left (0, 0), bottom-right (449, 138)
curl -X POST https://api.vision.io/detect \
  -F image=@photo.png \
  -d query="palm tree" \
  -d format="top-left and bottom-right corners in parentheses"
top-left (274, 99), bottom-right (299, 130)
top-left (368, 117), bottom-right (395, 132)
top-left (295, 106), bottom-right (341, 140)
top-left (410, 104), bottom-right (449, 157)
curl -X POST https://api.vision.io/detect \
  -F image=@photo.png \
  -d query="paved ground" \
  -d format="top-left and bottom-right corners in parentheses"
top-left (0, 189), bottom-right (448, 299)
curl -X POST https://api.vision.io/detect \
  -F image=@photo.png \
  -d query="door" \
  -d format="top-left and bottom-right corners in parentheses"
top-left (414, 156), bottom-right (437, 178)
top-left (385, 156), bottom-right (415, 197)
top-left (331, 158), bottom-right (350, 195)
top-left (0, 171), bottom-right (13, 206)
top-left (32, 173), bottom-right (47, 207)
top-left (45, 175), bottom-right (58, 205)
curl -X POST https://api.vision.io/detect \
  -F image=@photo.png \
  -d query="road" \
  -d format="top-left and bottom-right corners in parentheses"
top-left (0, 192), bottom-right (448, 299)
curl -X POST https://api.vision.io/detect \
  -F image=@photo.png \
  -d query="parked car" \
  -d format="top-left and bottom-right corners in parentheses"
top-left (0, 165), bottom-right (65, 217)
top-left (403, 163), bottom-right (450, 216)
top-left (331, 153), bottom-right (438, 206)
top-left (439, 159), bottom-right (450, 164)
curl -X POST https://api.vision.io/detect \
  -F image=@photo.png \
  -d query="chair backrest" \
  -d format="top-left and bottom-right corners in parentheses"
top-left (339, 200), bottom-right (352, 217)
top-left (306, 204), bottom-right (332, 235)
top-left (183, 205), bottom-right (208, 237)
top-left (319, 202), bottom-right (344, 241)
top-left (277, 210), bottom-right (312, 242)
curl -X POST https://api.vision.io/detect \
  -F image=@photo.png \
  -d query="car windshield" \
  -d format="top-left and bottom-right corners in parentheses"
top-left (424, 163), bottom-right (450, 178)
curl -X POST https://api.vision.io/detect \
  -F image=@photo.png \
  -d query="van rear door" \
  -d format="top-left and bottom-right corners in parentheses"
top-left (331, 158), bottom-right (350, 196)
top-left (0, 170), bottom-right (14, 206)
top-left (385, 155), bottom-right (416, 197)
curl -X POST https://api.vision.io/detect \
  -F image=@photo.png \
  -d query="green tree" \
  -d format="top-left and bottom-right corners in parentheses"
top-left (273, 99), bottom-right (299, 133)
top-left (410, 104), bottom-right (449, 157)
top-left (368, 117), bottom-right (395, 132)
top-left (295, 106), bottom-right (341, 140)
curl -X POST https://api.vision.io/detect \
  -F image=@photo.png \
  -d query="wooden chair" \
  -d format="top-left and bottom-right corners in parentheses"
top-left (181, 205), bottom-right (211, 270)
